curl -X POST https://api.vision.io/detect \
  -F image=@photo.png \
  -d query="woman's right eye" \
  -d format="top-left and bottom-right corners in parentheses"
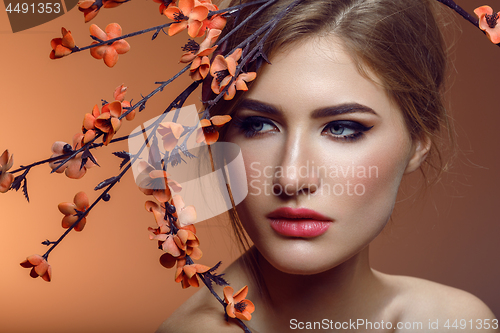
top-left (233, 116), bottom-right (277, 138)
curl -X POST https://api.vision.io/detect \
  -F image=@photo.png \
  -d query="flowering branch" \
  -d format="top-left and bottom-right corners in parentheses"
top-left (38, 79), bottom-right (202, 261)
top-left (7, 62), bottom-right (191, 181)
top-left (436, 0), bottom-right (500, 46)
top-left (196, 271), bottom-right (252, 333)
top-left (77, 22), bottom-right (174, 53)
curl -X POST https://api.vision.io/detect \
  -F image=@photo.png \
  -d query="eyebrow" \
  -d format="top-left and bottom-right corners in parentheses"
top-left (236, 99), bottom-right (379, 118)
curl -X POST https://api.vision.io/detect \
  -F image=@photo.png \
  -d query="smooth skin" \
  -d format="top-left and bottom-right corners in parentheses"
top-left (158, 37), bottom-right (498, 333)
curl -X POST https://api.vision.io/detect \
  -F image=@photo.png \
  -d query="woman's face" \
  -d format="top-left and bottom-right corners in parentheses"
top-left (224, 37), bottom-right (423, 275)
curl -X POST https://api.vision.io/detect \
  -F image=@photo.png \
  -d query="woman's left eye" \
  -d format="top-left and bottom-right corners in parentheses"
top-left (233, 116), bottom-right (277, 138)
top-left (322, 120), bottom-right (373, 142)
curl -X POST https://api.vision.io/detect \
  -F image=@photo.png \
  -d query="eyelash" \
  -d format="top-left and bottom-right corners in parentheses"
top-left (232, 116), bottom-right (374, 142)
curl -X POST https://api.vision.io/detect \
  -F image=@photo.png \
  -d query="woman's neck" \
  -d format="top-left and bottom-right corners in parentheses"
top-left (227, 245), bottom-right (389, 331)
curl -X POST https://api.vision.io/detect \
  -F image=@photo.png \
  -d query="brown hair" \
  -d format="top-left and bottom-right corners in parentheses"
top-left (205, 0), bottom-right (454, 294)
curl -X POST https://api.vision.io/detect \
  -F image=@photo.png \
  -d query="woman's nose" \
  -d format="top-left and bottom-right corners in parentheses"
top-left (271, 135), bottom-right (321, 197)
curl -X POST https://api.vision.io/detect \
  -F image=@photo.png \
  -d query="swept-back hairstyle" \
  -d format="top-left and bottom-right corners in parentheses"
top-left (204, 0), bottom-right (453, 296)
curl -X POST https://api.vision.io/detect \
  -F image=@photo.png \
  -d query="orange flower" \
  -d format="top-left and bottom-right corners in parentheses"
top-left (171, 194), bottom-right (197, 227)
top-left (113, 84), bottom-right (127, 101)
top-left (196, 115), bottom-right (231, 145)
top-left (146, 201), bottom-right (181, 256)
top-left (196, 0), bottom-right (215, 10)
top-left (210, 48), bottom-right (257, 100)
top-left (49, 136), bottom-right (97, 179)
top-left (82, 88), bottom-right (132, 144)
top-left (90, 23), bottom-right (130, 67)
top-left (82, 104), bottom-right (100, 144)
top-left (164, 0), bottom-right (209, 37)
top-left (0, 149), bottom-right (14, 193)
top-left (190, 56), bottom-right (211, 81)
top-left (153, 0), bottom-right (174, 14)
top-left (146, 197), bottom-right (198, 235)
top-left (83, 102), bottom-right (123, 145)
top-left (231, 72), bottom-right (257, 96)
top-left (223, 286), bottom-right (255, 321)
top-left (157, 121), bottom-right (184, 151)
top-left (158, 243), bottom-right (203, 268)
top-left (50, 27), bottom-right (76, 59)
top-left (214, 71), bottom-right (257, 100)
top-left (175, 258), bottom-right (210, 288)
top-left (199, 14), bottom-right (226, 36)
top-left (136, 161), bottom-right (182, 202)
top-left (210, 48), bottom-right (241, 93)
top-left (197, 1), bottom-right (227, 36)
top-left (20, 255), bottom-right (52, 282)
top-left (146, 199), bottom-right (200, 258)
top-left (180, 28), bottom-right (220, 63)
top-left (94, 101), bottom-right (123, 145)
top-left (78, 0), bottom-right (127, 22)
top-left (180, 29), bottom-right (221, 81)
top-left (474, 6), bottom-right (500, 44)
top-left (78, 0), bottom-right (100, 22)
top-left (114, 84), bottom-right (135, 121)
top-left (145, 201), bottom-right (170, 232)
top-left (58, 192), bottom-right (90, 231)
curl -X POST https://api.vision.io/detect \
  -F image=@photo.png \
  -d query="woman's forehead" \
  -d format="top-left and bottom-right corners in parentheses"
top-left (244, 36), bottom-right (394, 118)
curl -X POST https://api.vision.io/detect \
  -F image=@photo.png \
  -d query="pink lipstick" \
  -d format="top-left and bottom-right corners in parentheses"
top-left (266, 207), bottom-right (332, 238)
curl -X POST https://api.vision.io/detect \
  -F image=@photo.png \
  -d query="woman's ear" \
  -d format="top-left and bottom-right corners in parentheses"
top-left (404, 135), bottom-right (432, 174)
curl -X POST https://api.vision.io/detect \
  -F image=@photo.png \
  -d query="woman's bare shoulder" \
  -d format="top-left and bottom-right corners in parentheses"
top-left (156, 254), bottom-right (257, 333)
top-left (155, 286), bottom-right (246, 333)
top-left (376, 271), bottom-right (498, 331)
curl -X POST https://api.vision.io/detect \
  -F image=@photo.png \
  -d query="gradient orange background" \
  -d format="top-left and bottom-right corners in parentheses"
top-left (0, 1), bottom-right (498, 332)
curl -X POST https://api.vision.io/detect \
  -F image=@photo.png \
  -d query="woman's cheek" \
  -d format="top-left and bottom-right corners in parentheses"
top-left (318, 146), bottom-right (408, 223)
top-left (353, 157), bottom-right (409, 228)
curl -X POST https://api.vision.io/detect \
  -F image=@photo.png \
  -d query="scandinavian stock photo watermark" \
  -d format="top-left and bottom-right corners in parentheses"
top-left (248, 160), bottom-right (379, 198)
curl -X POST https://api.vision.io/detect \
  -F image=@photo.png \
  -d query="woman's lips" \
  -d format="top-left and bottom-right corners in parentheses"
top-left (266, 207), bottom-right (332, 238)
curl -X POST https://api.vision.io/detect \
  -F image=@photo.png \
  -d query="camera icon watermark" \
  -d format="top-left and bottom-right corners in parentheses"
top-left (127, 104), bottom-right (248, 225)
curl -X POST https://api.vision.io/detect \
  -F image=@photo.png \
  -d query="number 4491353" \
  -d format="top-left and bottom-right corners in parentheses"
top-left (5, 2), bottom-right (61, 14)
top-left (444, 319), bottom-right (499, 330)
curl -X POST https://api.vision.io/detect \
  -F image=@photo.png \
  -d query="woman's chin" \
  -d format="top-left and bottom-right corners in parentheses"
top-left (257, 244), bottom-right (349, 276)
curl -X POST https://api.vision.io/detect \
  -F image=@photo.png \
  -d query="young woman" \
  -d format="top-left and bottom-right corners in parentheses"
top-left (158, 0), bottom-right (498, 331)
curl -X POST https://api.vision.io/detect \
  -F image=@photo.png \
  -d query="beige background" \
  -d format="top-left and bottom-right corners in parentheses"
top-left (0, 1), bottom-right (499, 332)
